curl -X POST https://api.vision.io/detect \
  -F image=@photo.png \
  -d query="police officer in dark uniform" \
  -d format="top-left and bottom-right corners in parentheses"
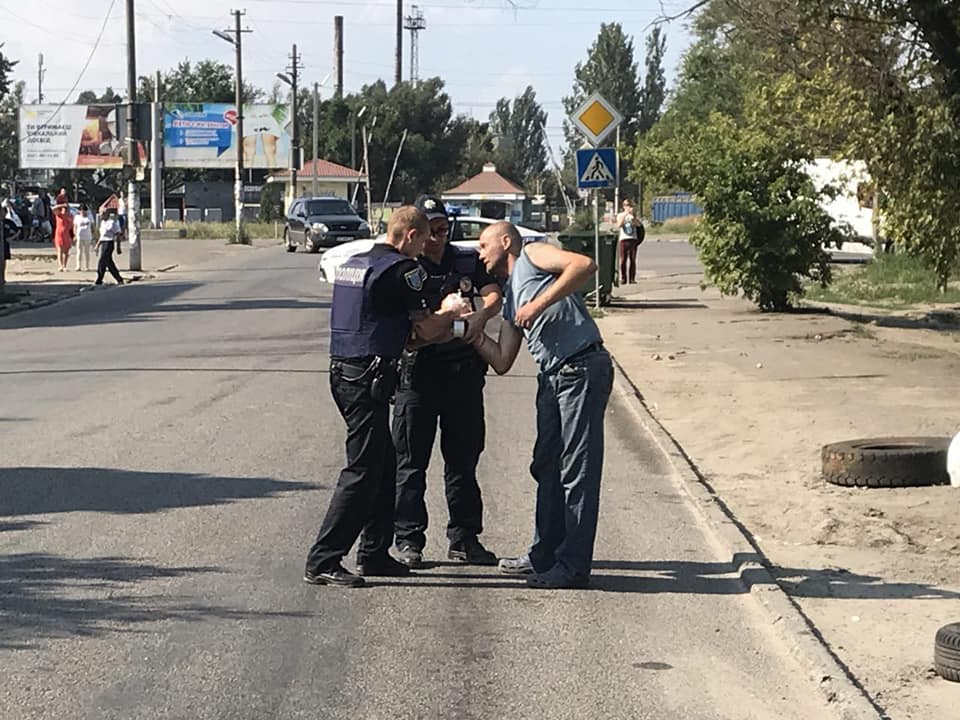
top-left (393, 196), bottom-right (504, 568)
top-left (305, 206), bottom-right (459, 588)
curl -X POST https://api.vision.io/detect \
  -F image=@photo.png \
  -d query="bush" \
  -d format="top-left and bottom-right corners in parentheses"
top-left (634, 113), bottom-right (843, 311)
top-left (166, 221), bottom-right (278, 241)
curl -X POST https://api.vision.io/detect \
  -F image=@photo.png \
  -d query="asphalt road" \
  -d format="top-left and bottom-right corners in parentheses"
top-left (1, 243), bottom-right (836, 719)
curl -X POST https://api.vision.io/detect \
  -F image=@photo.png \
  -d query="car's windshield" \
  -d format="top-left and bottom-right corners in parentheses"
top-left (306, 199), bottom-right (355, 216)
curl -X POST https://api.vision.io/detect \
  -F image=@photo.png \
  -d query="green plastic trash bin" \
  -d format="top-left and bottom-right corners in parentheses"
top-left (556, 230), bottom-right (617, 306)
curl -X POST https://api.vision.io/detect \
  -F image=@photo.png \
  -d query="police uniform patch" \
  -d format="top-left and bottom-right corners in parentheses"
top-left (404, 267), bottom-right (426, 291)
top-left (459, 276), bottom-right (474, 294)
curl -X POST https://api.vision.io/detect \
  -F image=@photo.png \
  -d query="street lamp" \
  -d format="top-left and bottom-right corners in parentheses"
top-left (212, 21), bottom-right (245, 244)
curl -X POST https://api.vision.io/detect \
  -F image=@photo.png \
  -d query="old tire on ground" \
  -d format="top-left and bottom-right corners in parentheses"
top-left (822, 437), bottom-right (950, 488)
top-left (935, 623), bottom-right (960, 682)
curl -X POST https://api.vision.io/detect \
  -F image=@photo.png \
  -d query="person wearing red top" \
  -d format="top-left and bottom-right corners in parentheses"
top-left (53, 205), bottom-right (74, 272)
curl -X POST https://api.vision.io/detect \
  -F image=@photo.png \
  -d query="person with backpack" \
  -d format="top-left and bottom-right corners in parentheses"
top-left (616, 199), bottom-right (644, 285)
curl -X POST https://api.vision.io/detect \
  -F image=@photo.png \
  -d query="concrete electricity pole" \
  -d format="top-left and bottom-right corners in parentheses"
top-left (213, 11), bottom-right (250, 244)
top-left (37, 53), bottom-right (45, 103)
top-left (277, 45), bottom-right (301, 208)
top-left (150, 70), bottom-right (163, 229)
top-left (395, 0), bottom-right (403, 86)
top-left (126, 0), bottom-right (142, 270)
top-left (312, 82), bottom-right (318, 197)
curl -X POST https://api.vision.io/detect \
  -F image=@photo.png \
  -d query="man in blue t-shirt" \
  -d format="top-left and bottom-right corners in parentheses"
top-left (470, 221), bottom-right (613, 589)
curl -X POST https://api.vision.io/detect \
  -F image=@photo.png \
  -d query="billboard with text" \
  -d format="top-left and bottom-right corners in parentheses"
top-left (19, 104), bottom-right (125, 169)
top-left (163, 103), bottom-right (292, 169)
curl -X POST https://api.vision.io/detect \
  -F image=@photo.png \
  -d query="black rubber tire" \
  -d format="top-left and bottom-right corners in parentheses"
top-left (935, 623), bottom-right (960, 682)
top-left (822, 437), bottom-right (950, 488)
top-left (284, 231), bottom-right (296, 252)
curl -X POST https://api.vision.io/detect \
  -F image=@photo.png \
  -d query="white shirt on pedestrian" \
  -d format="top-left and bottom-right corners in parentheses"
top-left (75, 214), bottom-right (94, 242)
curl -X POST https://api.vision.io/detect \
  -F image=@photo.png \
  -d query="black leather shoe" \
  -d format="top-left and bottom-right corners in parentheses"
top-left (394, 542), bottom-right (424, 569)
top-left (303, 565), bottom-right (366, 588)
top-left (448, 537), bottom-right (498, 566)
top-left (356, 555), bottom-right (411, 577)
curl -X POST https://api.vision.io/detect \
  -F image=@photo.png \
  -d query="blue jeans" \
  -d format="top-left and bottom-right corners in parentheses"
top-left (528, 349), bottom-right (613, 579)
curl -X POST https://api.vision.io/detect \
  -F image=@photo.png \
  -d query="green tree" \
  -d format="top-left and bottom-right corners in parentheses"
top-left (77, 87), bottom-right (123, 105)
top-left (635, 111), bottom-right (840, 311)
top-left (0, 44), bottom-right (17, 102)
top-left (488, 86), bottom-right (547, 187)
top-left (639, 27), bottom-right (667, 134)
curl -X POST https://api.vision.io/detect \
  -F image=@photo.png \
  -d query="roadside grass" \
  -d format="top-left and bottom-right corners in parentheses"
top-left (806, 253), bottom-right (960, 307)
top-left (166, 221), bottom-right (281, 241)
top-left (646, 215), bottom-right (700, 236)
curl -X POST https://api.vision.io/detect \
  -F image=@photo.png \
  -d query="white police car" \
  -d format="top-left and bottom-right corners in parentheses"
top-left (317, 216), bottom-right (546, 283)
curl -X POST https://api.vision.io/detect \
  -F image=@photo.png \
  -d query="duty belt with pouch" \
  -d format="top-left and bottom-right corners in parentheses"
top-left (338, 356), bottom-right (400, 402)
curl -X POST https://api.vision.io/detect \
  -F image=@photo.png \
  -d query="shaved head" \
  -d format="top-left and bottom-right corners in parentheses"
top-left (478, 221), bottom-right (523, 278)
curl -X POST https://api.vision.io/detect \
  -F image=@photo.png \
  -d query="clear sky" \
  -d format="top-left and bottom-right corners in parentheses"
top-left (2, 0), bottom-right (693, 155)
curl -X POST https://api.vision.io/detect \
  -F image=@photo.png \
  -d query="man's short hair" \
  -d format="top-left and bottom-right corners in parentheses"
top-left (388, 205), bottom-right (429, 241)
top-left (486, 220), bottom-right (523, 251)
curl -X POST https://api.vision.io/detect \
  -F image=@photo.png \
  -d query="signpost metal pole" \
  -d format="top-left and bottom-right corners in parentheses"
top-left (126, 0), bottom-right (142, 270)
top-left (593, 188), bottom-right (600, 310)
top-left (150, 70), bottom-right (162, 229)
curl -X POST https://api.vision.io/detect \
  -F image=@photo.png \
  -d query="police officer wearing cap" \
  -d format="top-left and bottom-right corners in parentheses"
top-left (392, 195), bottom-right (503, 568)
top-left (304, 206), bottom-right (459, 588)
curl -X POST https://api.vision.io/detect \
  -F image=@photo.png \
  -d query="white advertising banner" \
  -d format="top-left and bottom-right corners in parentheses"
top-left (19, 104), bottom-right (125, 169)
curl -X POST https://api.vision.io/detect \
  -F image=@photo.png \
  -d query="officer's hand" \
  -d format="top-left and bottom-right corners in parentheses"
top-left (514, 300), bottom-right (545, 329)
top-left (461, 311), bottom-right (485, 343)
top-left (440, 292), bottom-right (471, 317)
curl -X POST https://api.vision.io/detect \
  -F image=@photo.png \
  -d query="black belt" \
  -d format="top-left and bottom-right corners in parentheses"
top-left (563, 342), bottom-right (605, 364)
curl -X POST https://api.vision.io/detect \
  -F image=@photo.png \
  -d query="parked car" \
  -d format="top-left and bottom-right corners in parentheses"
top-left (317, 215), bottom-right (546, 283)
top-left (285, 197), bottom-right (371, 253)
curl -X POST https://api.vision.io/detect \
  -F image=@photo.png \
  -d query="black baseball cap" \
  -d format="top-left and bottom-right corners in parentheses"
top-left (414, 195), bottom-right (448, 222)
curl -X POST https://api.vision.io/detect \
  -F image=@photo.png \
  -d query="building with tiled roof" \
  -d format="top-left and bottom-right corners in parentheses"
top-left (441, 162), bottom-right (526, 221)
top-left (267, 158), bottom-right (367, 207)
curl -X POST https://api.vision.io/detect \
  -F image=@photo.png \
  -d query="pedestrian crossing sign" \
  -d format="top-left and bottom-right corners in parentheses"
top-left (576, 147), bottom-right (617, 189)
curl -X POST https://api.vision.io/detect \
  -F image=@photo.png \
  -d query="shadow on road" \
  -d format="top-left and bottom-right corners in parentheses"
top-left (0, 467), bottom-right (316, 516)
top-left (0, 553), bottom-right (309, 649)
top-left (609, 300), bottom-right (709, 310)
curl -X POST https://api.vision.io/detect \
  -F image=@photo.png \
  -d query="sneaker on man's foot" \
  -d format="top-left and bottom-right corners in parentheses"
top-left (394, 542), bottom-right (424, 569)
top-left (526, 565), bottom-right (589, 590)
top-left (448, 537), bottom-right (498, 566)
top-left (303, 565), bottom-right (366, 588)
top-left (498, 554), bottom-right (534, 575)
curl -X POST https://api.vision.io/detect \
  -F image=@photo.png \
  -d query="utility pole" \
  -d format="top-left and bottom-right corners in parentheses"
top-left (333, 16), bottom-right (344, 99)
top-left (312, 82), bottom-right (319, 197)
top-left (395, 0), bottom-right (403, 86)
top-left (404, 6), bottom-right (426, 86)
top-left (37, 53), bottom-right (45, 103)
top-left (150, 70), bottom-right (162, 229)
top-left (213, 11), bottom-right (250, 243)
top-left (126, 0), bottom-right (142, 270)
top-left (277, 45), bottom-right (302, 207)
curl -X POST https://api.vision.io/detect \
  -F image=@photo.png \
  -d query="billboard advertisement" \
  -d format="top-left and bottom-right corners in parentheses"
top-left (163, 103), bottom-right (292, 169)
top-left (19, 104), bottom-right (126, 169)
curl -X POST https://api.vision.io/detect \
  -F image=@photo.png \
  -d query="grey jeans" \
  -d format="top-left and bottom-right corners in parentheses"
top-left (528, 348), bottom-right (613, 579)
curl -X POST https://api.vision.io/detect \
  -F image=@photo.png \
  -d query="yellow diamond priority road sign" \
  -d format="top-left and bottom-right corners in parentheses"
top-left (570, 92), bottom-right (623, 147)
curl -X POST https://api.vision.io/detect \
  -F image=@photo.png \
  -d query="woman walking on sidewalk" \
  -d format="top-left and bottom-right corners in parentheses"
top-left (94, 210), bottom-right (124, 286)
top-left (74, 205), bottom-right (95, 271)
top-left (52, 204), bottom-right (74, 272)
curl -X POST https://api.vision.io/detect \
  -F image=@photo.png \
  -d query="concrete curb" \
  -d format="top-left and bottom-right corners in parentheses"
top-left (610, 356), bottom-right (888, 720)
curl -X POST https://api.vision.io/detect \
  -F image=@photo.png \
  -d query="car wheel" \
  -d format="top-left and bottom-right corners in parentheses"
top-left (284, 229), bottom-right (296, 252)
top-left (308, 236), bottom-right (321, 253)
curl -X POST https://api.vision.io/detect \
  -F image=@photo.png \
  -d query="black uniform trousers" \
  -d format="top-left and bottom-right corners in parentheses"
top-left (306, 358), bottom-right (396, 573)
top-left (393, 354), bottom-right (486, 550)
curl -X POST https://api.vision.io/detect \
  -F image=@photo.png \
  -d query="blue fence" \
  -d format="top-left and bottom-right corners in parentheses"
top-left (652, 193), bottom-right (703, 223)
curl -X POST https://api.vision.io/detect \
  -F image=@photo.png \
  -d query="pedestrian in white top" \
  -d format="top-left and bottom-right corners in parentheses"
top-left (74, 204), bottom-right (95, 271)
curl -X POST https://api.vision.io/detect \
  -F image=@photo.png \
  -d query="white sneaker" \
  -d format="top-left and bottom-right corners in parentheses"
top-left (498, 554), bottom-right (534, 575)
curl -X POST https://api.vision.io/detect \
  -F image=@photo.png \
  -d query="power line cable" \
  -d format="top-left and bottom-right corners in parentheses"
top-left (24, 0), bottom-right (119, 139)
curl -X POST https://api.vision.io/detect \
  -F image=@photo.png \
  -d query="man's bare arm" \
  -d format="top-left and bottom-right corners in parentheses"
top-left (462, 282), bottom-right (503, 343)
top-left (412, 309), bottom-right (456, 343)
top-left (471, 319), bottom-right (523, 375)
top-left (513, 243), bottom-right (595, 329)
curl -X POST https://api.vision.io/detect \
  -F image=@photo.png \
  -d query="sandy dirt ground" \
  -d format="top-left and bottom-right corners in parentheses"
top-left (599, 248), bottom-right (960, 720)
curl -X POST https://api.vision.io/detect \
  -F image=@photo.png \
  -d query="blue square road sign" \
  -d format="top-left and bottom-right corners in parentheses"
top-left (576, 148), bottom-right (617, 189)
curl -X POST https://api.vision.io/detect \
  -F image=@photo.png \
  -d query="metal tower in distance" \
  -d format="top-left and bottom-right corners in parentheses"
top-left (404, 5), bottom-right (426, 86)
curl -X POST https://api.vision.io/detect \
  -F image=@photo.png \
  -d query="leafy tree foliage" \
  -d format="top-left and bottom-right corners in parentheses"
top-left (0, 44), bottom-right (16, 103)
top-left (487, 86), bottom-right (547, 187)
top-left (637, 111), bottom-right (838, 311)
